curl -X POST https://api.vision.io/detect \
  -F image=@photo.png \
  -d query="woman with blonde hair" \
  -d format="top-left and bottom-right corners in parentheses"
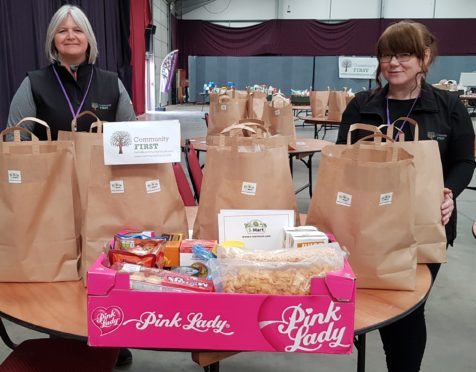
top-left (6, 4), bottom-right (135, 366)
top-left (7, 4), bottom-right (136, 140)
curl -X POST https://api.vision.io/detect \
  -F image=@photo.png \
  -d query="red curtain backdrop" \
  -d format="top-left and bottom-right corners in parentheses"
top-left (173, 18), bottom-right (476, 70)
top-left (130, 0), bottom-right (151, 115)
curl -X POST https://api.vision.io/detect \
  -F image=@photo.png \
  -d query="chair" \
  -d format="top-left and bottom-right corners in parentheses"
top-left (184, 139), bottom-right (203, 202)
top-left (203, 112), bottom-right (209, 127)
top-left (467, 98), bottom-right (476, 117)
top-left (172, 162), bottom-right (196, 206)
top-left (0, 325), bottom-right (119, 372)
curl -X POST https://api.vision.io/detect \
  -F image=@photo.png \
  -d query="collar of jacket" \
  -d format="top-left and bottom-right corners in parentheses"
top-left (360, 81), bottom-right (440, 120)
top-left (51, 61), bottom-right (94, 89)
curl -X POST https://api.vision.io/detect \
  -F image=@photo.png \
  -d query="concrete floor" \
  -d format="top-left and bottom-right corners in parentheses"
top-left (1, 104), bottom-right (475, 371)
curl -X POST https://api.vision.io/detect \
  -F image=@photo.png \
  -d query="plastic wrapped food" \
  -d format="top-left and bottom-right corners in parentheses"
top-left (108, 231), bottom-right (166, 268)
top-left (210, 243), bottom-right (346, 295)
top-left (217, 242), bottom-right (345, 263)
top-left (112, 262), bottom-right (215, 293)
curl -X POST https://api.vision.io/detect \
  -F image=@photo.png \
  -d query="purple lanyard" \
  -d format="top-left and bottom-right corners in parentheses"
top-left (52, 64), bottom-right (94, 119)
top-left (386, 96), bottom-right (418, 141)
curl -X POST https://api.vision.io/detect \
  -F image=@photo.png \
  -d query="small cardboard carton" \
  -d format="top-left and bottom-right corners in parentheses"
top-left (179, 239), bottom-right (217, 276)
top-left (162, 233), bottom-right (183, 268)
top-left (87, 254), bottom-right (356, 354)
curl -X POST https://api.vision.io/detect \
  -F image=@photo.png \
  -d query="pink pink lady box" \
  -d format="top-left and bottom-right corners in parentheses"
top-left (87, 254), bottom-right (356, 354)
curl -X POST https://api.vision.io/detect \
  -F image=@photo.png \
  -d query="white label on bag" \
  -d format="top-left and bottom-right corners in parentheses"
top-left (242, 182), bottom-right (257, 196)
top-left (221, 104), bottom-right (227, 111)
top-left (145, 179), bottom-right (161, 193)
top-left (8, 170), bottom-right (21, 184)
top-left (274, 109), bottom-right (281, 116)
top-left (336, 192), bottom-right (352, 207)
top-left (110, 180), bottom-right (125, 193)
top-left (379, 192), bottom-right (393, 206)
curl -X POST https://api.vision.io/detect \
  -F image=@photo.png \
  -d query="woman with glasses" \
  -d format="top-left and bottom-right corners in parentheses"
top-left (336, 21), bottom-right (475, 371)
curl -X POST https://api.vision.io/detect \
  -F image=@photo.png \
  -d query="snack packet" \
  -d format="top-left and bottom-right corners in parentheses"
top-left (112, 262), bottom-right (215, 293)
top-left (108, 231), bottom-right (166, 268)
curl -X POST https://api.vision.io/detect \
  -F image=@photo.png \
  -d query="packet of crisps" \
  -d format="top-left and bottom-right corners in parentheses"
top-left (109, 231), bottom-right (166, 268)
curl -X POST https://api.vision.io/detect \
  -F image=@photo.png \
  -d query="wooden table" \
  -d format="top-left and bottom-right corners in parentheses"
top-left (0, 262), bottom-right (431, 372)
top-left (0, 207), bottom-right (432, 371)
top-left (302, 116), bottom-right (341, 139)
top-left (192, 264), bottom-right (431, 372)
top-left (186, 137), bottom-right (332, 197)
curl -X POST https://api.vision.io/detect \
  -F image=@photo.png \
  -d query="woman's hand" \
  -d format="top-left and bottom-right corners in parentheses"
top-left (441, 188), bottom-right (454, 226)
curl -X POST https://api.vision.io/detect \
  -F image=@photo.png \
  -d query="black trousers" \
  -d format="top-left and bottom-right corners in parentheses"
top-left (378, 263), bottom-right (441, 372)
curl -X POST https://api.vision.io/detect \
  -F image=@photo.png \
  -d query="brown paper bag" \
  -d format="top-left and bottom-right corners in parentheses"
top-left (81, 145), bottom-right (189, 282)
top-left (233, 119), bottom-right (269, 138)
top-left (0, 118), bottom-right (80, 282)
top-left (193, 129), bottom-right (300, 240)
top-left (207, 94), bottom-right (248, 138)
top-left (247, 91), bottom-right (267, 120)
top-left (225, 89), bottom-right (248, 99)
top-left (327, 91), bottom-right (348, 121)
top-left (262, 94), bottom-right (296, 141)
top-left (309, 91), bottom-right (330, 118)
top-left (388, 117), bottom-right (447, 263)
top-left (57, 111), bottom-right (104, 214)
top-left (306, 133), bottom-right (417, 289)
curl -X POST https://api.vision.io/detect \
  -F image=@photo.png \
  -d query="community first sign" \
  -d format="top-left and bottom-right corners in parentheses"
top-left (102, 120), bottom-right (181, 165)
top-left (338, 56), bottom-right (378, 79)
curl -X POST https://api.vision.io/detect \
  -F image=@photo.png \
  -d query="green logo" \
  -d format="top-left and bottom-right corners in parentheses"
top-left (244, 219), bottom-right (267, 234)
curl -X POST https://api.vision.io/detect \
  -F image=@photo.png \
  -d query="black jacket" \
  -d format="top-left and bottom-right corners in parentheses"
top-left (28, 63), bottom-right (119, 140)
top-left (336, 82), bottom-right (475, 244)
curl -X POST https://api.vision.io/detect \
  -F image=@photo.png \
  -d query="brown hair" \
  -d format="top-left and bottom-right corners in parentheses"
top-left (375, 21), bottom-right (438, 90)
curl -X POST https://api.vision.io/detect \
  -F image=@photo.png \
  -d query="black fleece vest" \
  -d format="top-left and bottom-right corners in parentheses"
top-left (28, 63), bottom-right (119, 140)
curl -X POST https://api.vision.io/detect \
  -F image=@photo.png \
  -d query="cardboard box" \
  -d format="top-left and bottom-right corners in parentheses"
top-left (179, 239), bottom-right (217, 276)
top-left (87, 254), bottom-right (356, 354)
top-left (162, 233), bottom-right (183, 268)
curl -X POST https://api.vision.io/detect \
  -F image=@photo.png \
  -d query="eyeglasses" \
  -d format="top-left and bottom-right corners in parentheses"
top-left (379, 53), bottom-right (413, 63)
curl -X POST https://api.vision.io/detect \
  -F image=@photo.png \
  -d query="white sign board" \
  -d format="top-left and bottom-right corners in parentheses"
top-left (102, 120), bottom-right (181, 165)
top-left (338, 56), bottom-right (378, 79)
top-left (459, 72), bottom-right (476, 87)
top-left (218, 209), bottom-right (295, 250)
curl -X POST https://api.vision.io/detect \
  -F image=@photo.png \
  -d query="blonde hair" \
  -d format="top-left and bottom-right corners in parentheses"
top-left (375, 21), bottom-right (438, 89)
top-left (45, 5), bottom-right (98, 64)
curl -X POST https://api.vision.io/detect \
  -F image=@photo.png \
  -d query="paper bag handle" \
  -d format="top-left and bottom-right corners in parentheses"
top-left (220, 123), bottom-right (257, 136)
top-left (356, 132), bottom-right (394, 144)
top-left (218, 94), bottom-right (231, 104)
top-left (238, 119), bottom-right (270, 137)
top-left (378, 124), bottom-right (405, 142)
top-left (0, 126), bottom-right (39, 143)
top-left (71, 110), bottom-right (103, 133)
top-left (354, 133), bottom-right (398, 162)
top-left (15, 117), bottom-right (51, 141)
top-left (347, 123), bottom-right (382, 144)
top-left (386, 117), bottom-right (419, 141)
